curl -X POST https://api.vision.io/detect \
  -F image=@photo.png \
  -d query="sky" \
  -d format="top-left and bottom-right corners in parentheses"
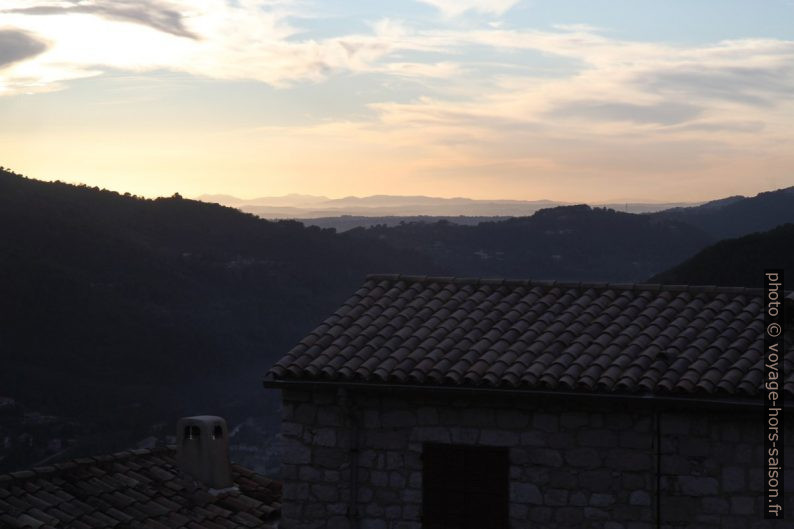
top-left (1, 0), bottom-right (793, 202)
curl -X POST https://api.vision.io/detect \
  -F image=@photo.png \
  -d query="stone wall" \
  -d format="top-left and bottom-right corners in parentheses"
top-left (278, 388), bottom-right (794, 529)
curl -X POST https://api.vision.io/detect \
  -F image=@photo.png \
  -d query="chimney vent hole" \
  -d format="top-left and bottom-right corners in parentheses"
top-left (185, 425), bottom-right (201, 440)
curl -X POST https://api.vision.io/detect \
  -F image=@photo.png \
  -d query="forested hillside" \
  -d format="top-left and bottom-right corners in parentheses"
top-left (649, 223), bottom-right (794, 288)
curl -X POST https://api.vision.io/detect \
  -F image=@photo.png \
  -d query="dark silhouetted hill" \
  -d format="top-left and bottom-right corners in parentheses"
top-left (650, 187), bottom-right (794, 239)
top-left (343, 205), bottom-right (713, 282)
top-left (649, 224), bottom-right (794, 288)
top-left (0, 167), bottom-right (435, 466)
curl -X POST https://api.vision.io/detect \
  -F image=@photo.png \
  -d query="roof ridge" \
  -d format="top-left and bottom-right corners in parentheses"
top-left (0, 446), bottom-right (174, 484)
top-left (365, 273), bottom-right (777, 296)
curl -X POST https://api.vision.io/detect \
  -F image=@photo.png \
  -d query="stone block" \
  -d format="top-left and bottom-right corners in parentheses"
top-left (282, 439), bottom-right (312, 465)
top-left (529, 506), bottom-right (552, 522)
top-left (544, 488), bottom-right (568, 506)
top-left (570, 491), bottom-right (587, 506)
top-left (549, 470), bottom-right (577, 488)
top-left (722, 466), bottom-right (745, 493)
top-left (402, 488), bottom-right (421, 503)
top-left (620, 431), bottom-right (651, 449)
top-left (366, 431), bottom-right (407, 450)
top-left (317, 406), bottom-right (343, 426)
top-left (629, 490), bottom-right (651, 506)
top-left (509, 503), bottom-right (528, 518)
top-left (679, 476), bottom-right (718, 496)
top-left (555, 506), bottom-right (583, 523)
top-left (731, 496), bottom-right (754, 515)
top-left (589, 493), bottom-right (615, 507)
top-left (389, 471), bottom-right (406, 488)
top-left (533, 413), bottom-right (559, 432)
top-left (314, 428), bottom-right (336, 447)
top-left (584, 507), bottom-right (609, 520)
top-left (520, 430), bottom-right (547, 446)
top-left (362, 410), bottom-right (380, 429)
top-left (548, 432), bottom-right (575, 449)
top-left (384, 505), bottom-right (402, 519)
top-left (480, 429), bottom-right (520, 446)
top-left (660, 454), bottom-right (689, 474)
top-left (606, 450), bottom-right (652, 471)
top-left (660, 497), bottom-right (697, 522)
top-left (283, 481), bottom-right (310, 501)
top-left (679, 438), bottom-right (711, 457)
top-left (460, 408), bottom-right (495, 427)
top-left (417, 407), bottom-right (438, 425)
top-left (315, 447), bottom-right (348, 468)
top-left (312, 483), bottom-right (338, 502)
top-left (450, 427), bottom-right (479, 444)
top-left (511, 482), bottom-right (543, 504)
top-left (578, 469), bottom-right (613, 490)
top-left (411, 427), bottom-right (450, 443)
top-left (328, 516), bottom-right (349, 529)
top-left (360, 519), bottom-right (386, 529)
top-left (283, 389), bottom-right (312, 402)
top-left (370, 470), bottom-right (388, 487)
top-left (402, 504), bottom-right (421, 520)
top-left (298, 465), bottom-right (322, 482)
top-left (565, 447), bottom-right (601, 468)
top-left (294, 403), bottom-right (317, 423)
top-left (529, 447), bottom-right (563, 467)
top-left (702, 496), bottom-right (729, 514)
top-left (364, 504), bottom-right (383, 517)
top-left (560, 412), bottom-right (589, 429)
top-left (381, 410), bottom-right (416, 428)
top-left (497, 409), bottom-right (529, 429)
top-left (358, 486), bottom-right (373, 503)
top-left (660, 414), bottom-right (691, 435)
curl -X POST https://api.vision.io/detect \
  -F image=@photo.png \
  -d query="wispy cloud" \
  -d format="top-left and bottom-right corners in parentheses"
top-left (416, 0), bottom-right (521, 17)
top-left (0, 28), bottom-right (49, 68)
top-left (6, 0), bottom-right (198, 39)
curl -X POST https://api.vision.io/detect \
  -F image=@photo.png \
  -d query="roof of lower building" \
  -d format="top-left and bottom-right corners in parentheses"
top-left (267, 274), bottom-right (794, 400)
top-left (0, 447), bottom-right (281, 529)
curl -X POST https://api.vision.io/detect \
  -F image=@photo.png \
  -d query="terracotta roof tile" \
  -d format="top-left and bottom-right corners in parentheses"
top-left (268, 274), bottom-right (794, 400)
top-left (0, 448), bottom-right (280, 528)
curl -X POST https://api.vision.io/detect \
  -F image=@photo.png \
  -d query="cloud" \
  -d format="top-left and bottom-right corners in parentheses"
top-left (5, 0), bottom-right (198, 39)
top-left (417, 0), bottom-right (520, 17)
top-left (1, 2), bottom-right (793, 201)
top-left (0, 28), bottom-right (48, 68)
top-left (637, 63), bottom-right (794, 107)
top-left (548, 101), bottom-right (702, 125)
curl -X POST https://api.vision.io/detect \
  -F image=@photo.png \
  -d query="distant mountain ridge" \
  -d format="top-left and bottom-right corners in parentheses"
top-left (649, 187), bottom-right (794, 239)
top-left (197, 192), bottom-right (701, 221)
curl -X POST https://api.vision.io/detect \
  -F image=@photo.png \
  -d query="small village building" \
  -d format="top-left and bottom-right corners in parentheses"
top-left (265, 274), bottom-right (794, 529)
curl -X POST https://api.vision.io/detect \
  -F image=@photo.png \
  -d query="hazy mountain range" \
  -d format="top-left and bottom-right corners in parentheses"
top-left (197, 193), bottom-right (701, 225)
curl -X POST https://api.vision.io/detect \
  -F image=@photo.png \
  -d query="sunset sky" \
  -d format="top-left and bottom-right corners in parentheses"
top-left (1, 0), bottom-right (793, 202)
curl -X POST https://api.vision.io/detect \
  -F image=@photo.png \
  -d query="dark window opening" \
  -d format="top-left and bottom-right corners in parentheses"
top-left (212, 425), bottom-right (223, 439)
top-left (422, 443), bottom-right (509, 529)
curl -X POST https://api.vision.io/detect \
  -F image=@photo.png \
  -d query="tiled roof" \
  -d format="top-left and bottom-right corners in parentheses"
top-left (268, 274), bottom-right (794, 399)
top-left (0, 447), bottom-right (281, 529)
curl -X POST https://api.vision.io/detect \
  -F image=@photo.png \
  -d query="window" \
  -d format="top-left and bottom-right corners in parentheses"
top-left (422, 443), bottom-right (509, 529)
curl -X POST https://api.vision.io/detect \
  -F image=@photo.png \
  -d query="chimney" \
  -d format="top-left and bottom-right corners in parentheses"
top-left (176, 415), bottom-right (233, 490)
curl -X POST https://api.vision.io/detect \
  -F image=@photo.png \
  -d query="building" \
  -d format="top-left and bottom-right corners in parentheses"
top-left (0, 416), bottom-right (281, 528)
top-left (265, 274), bottom-right (794, 529)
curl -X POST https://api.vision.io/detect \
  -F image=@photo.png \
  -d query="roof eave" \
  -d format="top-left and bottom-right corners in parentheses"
top-left (262, 375), bottom-right (787, 411)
